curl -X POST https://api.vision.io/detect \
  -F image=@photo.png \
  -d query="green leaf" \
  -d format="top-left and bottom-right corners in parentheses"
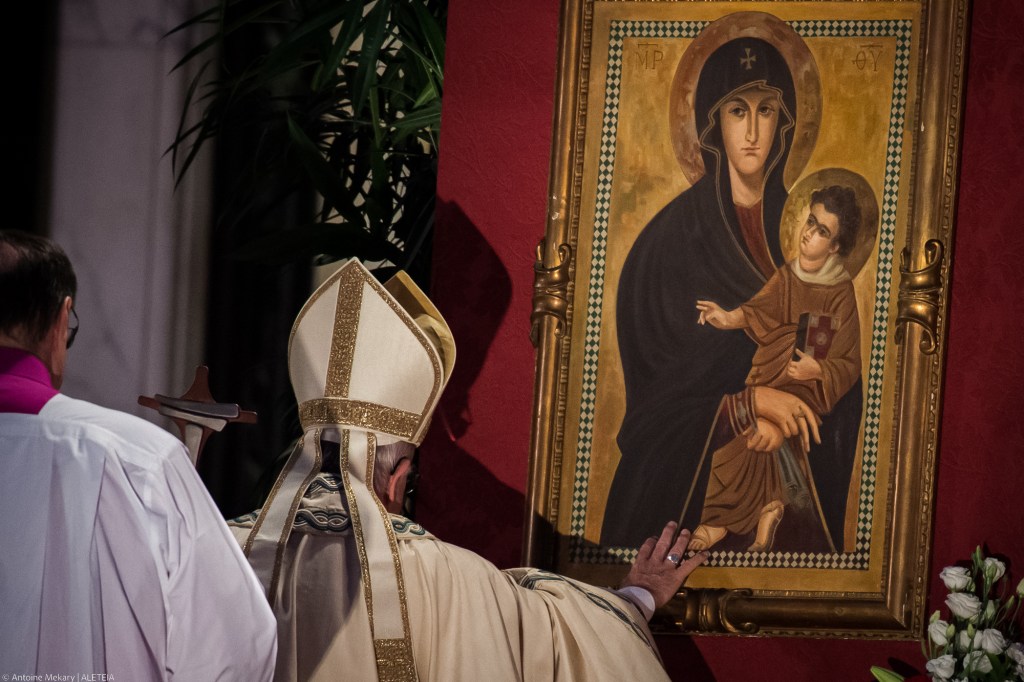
top-left (412, 79), bottom-right (439, 108)
top-left (260, 4), bottom-right (355, 83)
top-left (352, 0), bottom-right (392, 113)
top-left (285, 115), bottom-right (356, 215)
top-left (163, 2), bottom-right (224, 39)
top-left (173, 106), bottom-right (221, 186)
top-left (168, 59), bottom-right (213, 170)
top-left (868, 667), bottom-right (904, 682)
top-left (312, 1), bottom-right (366, 91)
top-left (410, 1), bottom-right (445, 73)
top-left (169, 0), bottom-right (287, 73)
top-left (390, 100), bottom-right (442, 138)
top-left (369, 85), bottom-right (384, 147)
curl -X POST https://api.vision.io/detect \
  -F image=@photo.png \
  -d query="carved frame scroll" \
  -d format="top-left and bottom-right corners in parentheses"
top-left (525, 0), bottom-right (968, 638)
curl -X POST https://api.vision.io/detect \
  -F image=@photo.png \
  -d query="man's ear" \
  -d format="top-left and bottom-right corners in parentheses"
top-left (385, 457), bottom-right (413, 511)
top-left (42, 297), bottom-right (72, 389)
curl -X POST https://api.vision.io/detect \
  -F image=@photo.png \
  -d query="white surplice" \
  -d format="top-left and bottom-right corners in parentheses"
top-left (0, 394), bottom-right (277, 680)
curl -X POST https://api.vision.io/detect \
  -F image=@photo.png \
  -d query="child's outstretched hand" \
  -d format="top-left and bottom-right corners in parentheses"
top-left (696, 300), bottom-right (738, 329)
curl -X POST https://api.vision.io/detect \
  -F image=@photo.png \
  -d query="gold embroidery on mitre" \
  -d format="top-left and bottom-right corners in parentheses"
top-left (303, 262), bottom-right (443, 444)
top-left (325, 264), bottom-right (364, 398)
top-left (359, 272), bottom-right (443, 441)
top-left (299, 398), bottom-right (420, 439)
top-left (373, 638), bottom-right (417, 681)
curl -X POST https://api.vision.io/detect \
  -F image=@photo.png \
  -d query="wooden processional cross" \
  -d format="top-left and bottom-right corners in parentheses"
top-left (138, 366), bottom-right (257, 465)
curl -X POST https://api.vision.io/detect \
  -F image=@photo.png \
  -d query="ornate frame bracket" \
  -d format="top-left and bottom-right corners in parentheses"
top-left (895, 239), bottom-right (945, 355)
top-left (530, 241), bottom-right (573, 347)
top-left (660, 588), bottom-right (759, 635)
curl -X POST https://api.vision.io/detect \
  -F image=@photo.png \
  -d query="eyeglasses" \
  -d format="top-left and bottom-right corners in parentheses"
top-left (403, 465), bottom-right (420, 499)
top-left (401, 460), bottom-right (420, 518)
top-left (67, 307), bottom-right (79, 349)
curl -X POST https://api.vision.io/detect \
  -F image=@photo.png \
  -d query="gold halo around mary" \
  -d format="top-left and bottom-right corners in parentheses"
top-left (670, 11), bottom-right (822, 190)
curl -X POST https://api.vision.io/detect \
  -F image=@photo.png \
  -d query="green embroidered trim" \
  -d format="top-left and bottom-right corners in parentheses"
top-left (517, 570), bottom-right (653, 649)
top-left (391, 517), bottom-right (432, 539)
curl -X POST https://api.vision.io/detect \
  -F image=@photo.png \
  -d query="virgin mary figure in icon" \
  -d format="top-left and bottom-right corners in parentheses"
top-left (601, 18), bottom-right (863, 557)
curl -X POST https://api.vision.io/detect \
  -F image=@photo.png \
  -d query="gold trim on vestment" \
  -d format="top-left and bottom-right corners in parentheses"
top-left (267, 431), bottom-right (323, 606)
top-left (243, 434), bottom-right (304, 557)
top-left (373, 638), bottom-right (417, 682)
top-left (340, 429), bottom-right (375, 630)
top-left (299, 398), bottom-right (420, 440)
top-left (341, 430), bottom-right (418, 681)
top-left (366, 432), bottom-right (416, 673)
top-left (242, 430), bottom-right (324, 606)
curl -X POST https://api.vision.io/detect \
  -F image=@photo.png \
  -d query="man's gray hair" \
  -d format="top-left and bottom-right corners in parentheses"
top-left (372, 440), bottom-right (416, 499)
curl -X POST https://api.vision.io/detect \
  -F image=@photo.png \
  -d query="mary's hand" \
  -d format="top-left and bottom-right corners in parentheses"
top-left (745, 418), bottom-right (784, 452)
top-left (751, 386), bottom-right (821, 453)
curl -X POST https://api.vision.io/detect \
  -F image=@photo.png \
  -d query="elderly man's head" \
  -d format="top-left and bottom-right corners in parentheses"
top-left (373, 440), bottom-right (416, 513)
top-left (0, 230), bottom-right (78, 387)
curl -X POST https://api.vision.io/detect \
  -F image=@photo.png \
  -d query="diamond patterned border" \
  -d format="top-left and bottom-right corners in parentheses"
top-left (569, 19), bottom-right (913, 570)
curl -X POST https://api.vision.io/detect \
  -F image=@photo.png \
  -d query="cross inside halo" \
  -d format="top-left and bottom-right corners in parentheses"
top-left (740, 47), bottom-right (757, 70)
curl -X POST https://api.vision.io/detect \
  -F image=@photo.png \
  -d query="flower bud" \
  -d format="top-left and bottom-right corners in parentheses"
top-left (928, 619), bottom-right (950, 646)
top-left (983, 557), bottom-right (1006, 582)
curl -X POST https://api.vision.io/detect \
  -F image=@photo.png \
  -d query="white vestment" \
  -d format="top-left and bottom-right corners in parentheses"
top-left (231, 473), bottom-right (670, 682)
top-left (0, 393), bottom-right (278, 680)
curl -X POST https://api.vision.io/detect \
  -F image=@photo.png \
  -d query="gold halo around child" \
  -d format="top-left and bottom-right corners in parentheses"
top-left (669, 11), bottom-right (822, 189)
top-left (780, 168), bottom-right (880, 278)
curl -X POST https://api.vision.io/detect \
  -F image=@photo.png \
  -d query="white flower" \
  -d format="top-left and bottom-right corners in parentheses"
top-left (946, 592), bottom-right (982, 620)
top-left (1007, 642), bottom-right (1024, 664)
top-left (963, 650), bottom-right (993, 674)
top-left (957, 630), bottom-right (974, 652)
top-left (976, 628), bottom-right (1006, 654)
top-left (940, 566), bottom-right (973, 591)
top-left (925, 654), bottom-right (955, 680)
top-left (983, 557), bottom-right (1006, 582)
top-left (928, 619), bottom-right (951, 646)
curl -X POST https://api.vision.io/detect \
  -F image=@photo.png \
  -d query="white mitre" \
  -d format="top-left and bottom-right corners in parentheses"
top-left (243, 259), bottom-right (455, 682)
top-left (289, 258), bottom-right (454, 444)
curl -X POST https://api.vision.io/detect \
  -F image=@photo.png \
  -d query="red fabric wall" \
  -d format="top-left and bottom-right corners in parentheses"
top-left (423, 1), bottom-right (1024, 679)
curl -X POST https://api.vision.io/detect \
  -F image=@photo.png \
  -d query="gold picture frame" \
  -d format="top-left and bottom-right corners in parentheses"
top-left (525, 0), bottom-right (969, 638)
